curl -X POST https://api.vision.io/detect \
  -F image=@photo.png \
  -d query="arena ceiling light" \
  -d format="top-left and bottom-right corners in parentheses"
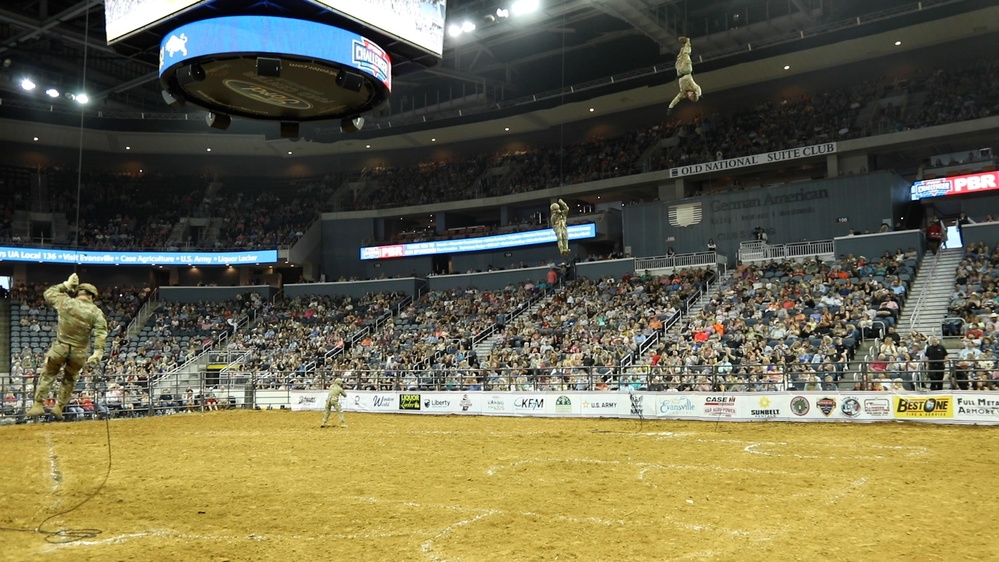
top-left (75, 93), bottom-right (90, 104)
top-left (20, 78), bottom-right (35, 91)
top-left (45, 88), bottom-right (59, 98)
top-left (511, 0), bottom-right (540, 16)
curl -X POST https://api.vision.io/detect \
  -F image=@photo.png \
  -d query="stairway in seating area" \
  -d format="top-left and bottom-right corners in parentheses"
top-left (898, 248), bottom-right (964, 337)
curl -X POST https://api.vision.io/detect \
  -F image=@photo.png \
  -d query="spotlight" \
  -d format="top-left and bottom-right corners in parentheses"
top-left (177, 63), bottom-right (205, 85)
top-left (75, 93), bottom-right (89, 104)
top-left (162, 89), bottom-right (184, 109)
top-left (461, 21), bottom-right (476, 33)
top-left (448, 24), bottom-right (462, 37)
top-left (20, 78), bottom-right (35, 91)
top-left (512, 0), bottom-right (540, 16)
top-left (256, 57), bottom-right (281, 77)
top-left (341, 116), bottom-right (364, 133)
top-left (336, 70), bottom-right (365, 92)
top-left (46, 88), bottom-right (59, 98)
top-left (280, 121), bottom-right (299, 139)
top-left (497, 8), bottom-right (510, 18)
top-left (206, 111), bottom-right (231, 130)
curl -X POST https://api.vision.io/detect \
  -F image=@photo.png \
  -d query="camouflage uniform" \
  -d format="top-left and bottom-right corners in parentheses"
top-left (29, 276), bottom-right (107, 418)
top-left (550, 199), bottom-right (570, 256)
top-left (668, 38), bottom-right (702, 110)
top-left (321, 379), bottom-right (347, 427)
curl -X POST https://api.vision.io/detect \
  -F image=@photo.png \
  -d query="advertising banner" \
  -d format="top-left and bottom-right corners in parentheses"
top-left (360, 223), bottom-right (597, 260)
top-left (0, 246), bottom-right (278, 266)
top-left (272, 391), bottom-right (996, 424)
top-left (910, 171), bottom-right (999, 200)
top-left (668, 143), bottom-right (837, 178)
top-left (654, 394), bottom-right (699, 419)
top-left (290, 390), bottom-right (326, 412)
top-left (952, 394), bottom-right (999, 422)
top-left (892, 395), bottom-right (954, 419)
top-left (786, 394), bottom-right (893, 422)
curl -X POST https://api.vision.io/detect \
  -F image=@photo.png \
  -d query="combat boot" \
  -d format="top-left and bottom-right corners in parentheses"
top-left (26, 403), bottom-right (45, 417)
top-left (51, 404), bottom-right (64, 420)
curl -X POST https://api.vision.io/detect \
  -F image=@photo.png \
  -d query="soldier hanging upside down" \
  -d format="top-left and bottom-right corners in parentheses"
top-left (668, 37), bottom-right (702, 113)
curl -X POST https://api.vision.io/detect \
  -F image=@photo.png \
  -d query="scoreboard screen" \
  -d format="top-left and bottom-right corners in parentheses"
top-left (306, 0), bottom-right (447, 57)
top-left (105, 0), bottom-right (207, 44)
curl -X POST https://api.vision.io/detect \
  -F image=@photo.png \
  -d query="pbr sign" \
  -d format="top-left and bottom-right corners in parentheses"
top-left (910, 171), bottom-right (999, 200)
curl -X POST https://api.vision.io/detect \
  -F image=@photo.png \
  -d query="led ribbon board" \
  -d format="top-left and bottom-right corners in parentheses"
top-left (0, 247), bottom-right (279, 266)
top-left (911, 171), bottom-right (999, 200)
top-left (159, 16), bottom-right (391, 120)
top-left (360, 224), bottom-right (598, 260)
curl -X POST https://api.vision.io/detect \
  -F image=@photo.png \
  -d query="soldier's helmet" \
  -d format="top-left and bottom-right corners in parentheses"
top-left (77, 283), bottom-right (98, 299)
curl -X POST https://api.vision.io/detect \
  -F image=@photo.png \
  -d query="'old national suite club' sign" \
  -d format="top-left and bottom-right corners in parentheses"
top-left (668, 143), bottom-right (838, 178)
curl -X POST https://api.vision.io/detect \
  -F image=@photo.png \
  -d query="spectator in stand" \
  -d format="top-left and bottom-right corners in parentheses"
top-left (924, 337), bottom-right (949, 391)
top-left (926, 218), bottom-right (944, 254)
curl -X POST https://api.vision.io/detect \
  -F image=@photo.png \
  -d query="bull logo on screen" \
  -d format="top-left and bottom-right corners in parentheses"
top-left (668, 202), bottom-right (703, 227)
top-left (159, 33), bottom-right (189, 72)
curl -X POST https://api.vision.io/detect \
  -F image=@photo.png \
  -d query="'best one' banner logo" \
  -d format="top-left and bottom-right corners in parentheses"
top-left (893, 396), bottom-right (953, 418)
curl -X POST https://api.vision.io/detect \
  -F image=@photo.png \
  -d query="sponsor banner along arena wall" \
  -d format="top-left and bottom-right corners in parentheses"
top-left (286, 391), bottom-right (999, 424)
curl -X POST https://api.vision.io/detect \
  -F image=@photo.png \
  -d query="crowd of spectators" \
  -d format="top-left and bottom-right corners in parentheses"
top-left (15, 237), bottom-right (999, 424)
top-left (2, 57), bottom-right (997, 252)
top-left (944, 239), bottom-right (999, 335)
top-left (52, 170), bottom-right (207, 249)
top-left (621, 253), bottom-right (916, 391)
top-left (210, 175), bottom-right (339, 249)
top-left (224, 292), bottom-right (406, 391)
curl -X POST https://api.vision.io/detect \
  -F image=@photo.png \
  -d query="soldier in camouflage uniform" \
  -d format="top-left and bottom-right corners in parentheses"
top-left (550, 198), bottom-right (570, 256)
top-left (668, 37), bottom-right (702, 112)
top-left (321, 378), bottom-right (347, 428)
top-left (26, 273), bottom-right (108, 420)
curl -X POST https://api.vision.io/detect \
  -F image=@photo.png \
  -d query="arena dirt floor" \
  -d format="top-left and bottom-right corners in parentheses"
top-left (1, 410), bottom-right (996, 562)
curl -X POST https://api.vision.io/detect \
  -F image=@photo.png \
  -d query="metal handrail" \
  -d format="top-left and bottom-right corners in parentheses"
top-left (906, 250), bottom-right (941, 335)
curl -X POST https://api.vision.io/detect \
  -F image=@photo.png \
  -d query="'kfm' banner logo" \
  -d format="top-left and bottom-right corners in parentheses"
top-left (893, 396), bottom-right (953, 418)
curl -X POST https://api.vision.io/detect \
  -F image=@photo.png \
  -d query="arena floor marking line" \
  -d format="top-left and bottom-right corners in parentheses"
top-left (740, 441), bottom-right (928, 461)
top-left (668, 434), bottom-right (930, 460)
top-left (420, 509), bottom-right (500, 562)
top-left (45, 432), bottom-right (63, 503)
top-left (50, 526), bottom-right (432, 551)
top-left (486, 457), bottom-right (801, 479)
top-left (351, 495), bottom-right (781, 561)
top-left (825, 476), bottom-right (869, 505)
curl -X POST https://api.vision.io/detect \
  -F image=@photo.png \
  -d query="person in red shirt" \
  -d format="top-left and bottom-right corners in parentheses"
top-left (926, 219), bottom-right (944, 254)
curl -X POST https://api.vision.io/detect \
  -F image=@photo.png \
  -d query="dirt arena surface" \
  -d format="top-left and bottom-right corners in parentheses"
top-left (2, 410), bottom-right (997, 562)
